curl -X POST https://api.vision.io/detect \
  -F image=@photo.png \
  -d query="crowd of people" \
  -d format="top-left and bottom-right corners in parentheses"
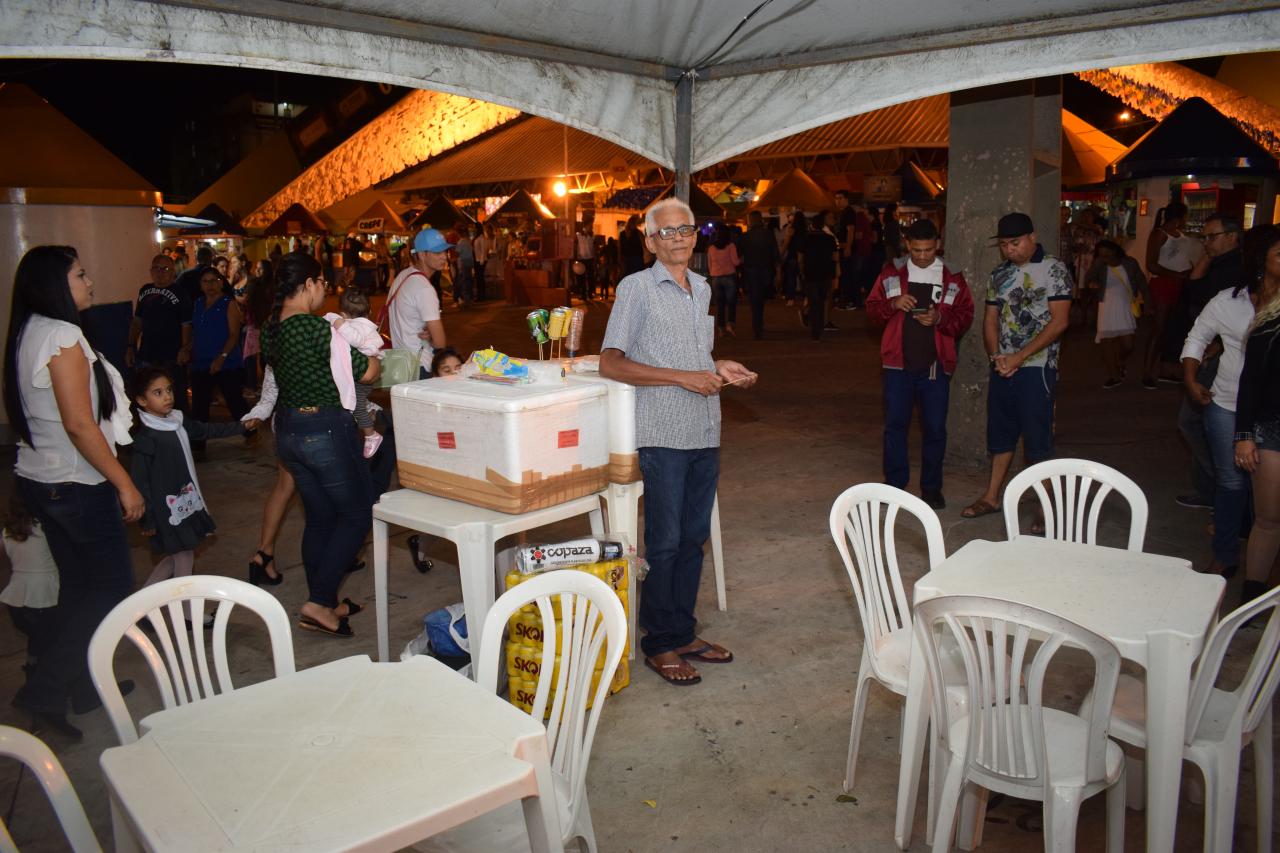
top-left (4, 192), bottom-right (1278, 728)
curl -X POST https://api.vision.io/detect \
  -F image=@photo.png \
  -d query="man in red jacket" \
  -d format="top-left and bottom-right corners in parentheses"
top-left (866, 219), bottom-right (974, 509)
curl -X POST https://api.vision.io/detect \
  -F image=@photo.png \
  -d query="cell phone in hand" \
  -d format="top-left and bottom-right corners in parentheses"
top-left (910, 307), bottom-right (930, 314)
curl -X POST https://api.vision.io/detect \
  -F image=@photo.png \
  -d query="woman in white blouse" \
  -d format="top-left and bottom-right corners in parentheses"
top-left (2, 245), bottom-right (141, 740)
top-left (1181, 277), bottom-right (1259, 578)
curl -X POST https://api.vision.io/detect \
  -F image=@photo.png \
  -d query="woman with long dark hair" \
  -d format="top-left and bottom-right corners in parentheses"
top-left (3, 245), bottom-right (141, 739)
top-left (1234, 225), bottom-right (1280, 605)
top-left (260, 252), bottom-right (379, 636)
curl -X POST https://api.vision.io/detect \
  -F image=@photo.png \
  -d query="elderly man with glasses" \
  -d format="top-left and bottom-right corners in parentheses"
top-left (600, 198), bottom-right (756, 688)
top-left (1171, 212), bottom-right (1245, 510)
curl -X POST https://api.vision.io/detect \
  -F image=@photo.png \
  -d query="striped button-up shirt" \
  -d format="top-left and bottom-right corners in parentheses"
top-left (601, 260), bottom-right (719, 450)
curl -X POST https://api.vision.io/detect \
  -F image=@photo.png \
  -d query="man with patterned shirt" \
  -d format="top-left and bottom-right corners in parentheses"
top-left (600, 198), bottom-right (756, 687)
top-left (962, 212), bottom-right (1072, 519)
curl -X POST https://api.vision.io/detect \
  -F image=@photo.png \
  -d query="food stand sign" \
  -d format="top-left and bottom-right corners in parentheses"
top-left (357, 217), bottom-right (385, 233)
top-left (864, 175), bottom-right (902, 202)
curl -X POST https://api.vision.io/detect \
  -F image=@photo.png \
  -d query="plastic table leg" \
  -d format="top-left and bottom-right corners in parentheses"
top-left (455, 524), bottom-right (499, 670)
top-left (710, 493), bottom-right (726, 611)
top-left (374, 516), bottom-right (391, 662)
top-left (1143, 633), bottom-right (1199, 853)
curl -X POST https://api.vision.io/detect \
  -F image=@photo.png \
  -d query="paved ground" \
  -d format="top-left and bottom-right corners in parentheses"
top-left (0, 291), bottom-right (1274, 852)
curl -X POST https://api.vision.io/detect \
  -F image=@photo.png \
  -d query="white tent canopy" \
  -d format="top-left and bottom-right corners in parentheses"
top-left (4, 1), bottom-right (1280, 175)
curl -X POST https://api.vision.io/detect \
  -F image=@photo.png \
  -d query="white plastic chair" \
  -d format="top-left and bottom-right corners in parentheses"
top-left (87, 576), bottom-right (296, 745)
top-left (1099, 586), bottom-right (1280, 853)
top-left (0, 726), bottom-right (100, 852)
top-left (829, 482), bottom-right (965, 823)
top-left (916, 595), bottom-right (1126, 853)
top-left (419, 570), bottom-right (626, 853)
top-left (1003, 458), bottom-right (1148, 551)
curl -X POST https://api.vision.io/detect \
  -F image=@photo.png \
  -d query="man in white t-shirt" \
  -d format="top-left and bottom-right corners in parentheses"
top-left (388, 228), bottom-right (450, 377)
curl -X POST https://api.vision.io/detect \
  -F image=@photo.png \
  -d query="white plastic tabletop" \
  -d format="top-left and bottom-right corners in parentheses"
top-left (915, 537), bottom-right (1223, 663)
top-left (373, 487), bottom-right (604, 536)
top-left (103, 655), bottom-right (559, 852)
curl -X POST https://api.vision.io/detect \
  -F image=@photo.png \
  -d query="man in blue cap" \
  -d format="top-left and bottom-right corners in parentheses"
top-left (387, 228), bottom-right (451, 378)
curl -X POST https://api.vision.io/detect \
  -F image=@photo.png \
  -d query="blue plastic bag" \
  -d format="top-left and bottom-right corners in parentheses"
top-left (424, 603), bottom-right (469, 658)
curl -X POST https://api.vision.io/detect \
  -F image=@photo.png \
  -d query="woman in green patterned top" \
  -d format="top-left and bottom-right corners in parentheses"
top-left (260, 253), bottom-right (380, 637)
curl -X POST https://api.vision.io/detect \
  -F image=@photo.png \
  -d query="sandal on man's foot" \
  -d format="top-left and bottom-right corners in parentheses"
top-left (645, 655), bottom-right (701, 686)
top-left (677, 640), bottom-right (734, 664)
top-left (960, 499), bottom-right (999, 519)
top-left (298, 615), bottom-right (353, 638)
top-left (249, 551), bottom-right (282, 586)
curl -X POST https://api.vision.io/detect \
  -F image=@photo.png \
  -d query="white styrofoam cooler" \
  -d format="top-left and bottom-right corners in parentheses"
top-left (565, 372), bottom-right (639, 484)
top-left (391, 376), bottom-right (609, 513)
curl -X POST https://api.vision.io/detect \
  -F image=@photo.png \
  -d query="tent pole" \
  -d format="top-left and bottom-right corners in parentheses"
top-left (674, 73), bottom-right (693, 203)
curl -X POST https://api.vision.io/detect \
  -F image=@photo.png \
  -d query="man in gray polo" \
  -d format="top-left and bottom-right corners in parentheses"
top-left (600, 198), bottom-right (756, 687)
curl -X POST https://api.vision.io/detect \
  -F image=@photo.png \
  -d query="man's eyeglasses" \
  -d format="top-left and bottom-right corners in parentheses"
top-left (1200, 230), bottom-right (1232, 241)
top-left (151, 265), bottom-right (174, 272)
top-left (651, 224), bottom-right (697, 240)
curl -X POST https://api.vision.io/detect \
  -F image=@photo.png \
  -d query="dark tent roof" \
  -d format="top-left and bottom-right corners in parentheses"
top-left (490, 189), bottom-right (555, 220)
top-left (894, 161), bottom-right (946, 205)
top-left (407, 194), bottom-right (475, 230)
top-left (259, 202), bottom-right (330, 236)
top-left (603, 184), bottom-right (725, 220)
top-left (652, 183), bottom-right (725, 219)
top-left (1108, 96), bottom-right (1279, 180)
top-left (180, 203), bottom-right (247, 236)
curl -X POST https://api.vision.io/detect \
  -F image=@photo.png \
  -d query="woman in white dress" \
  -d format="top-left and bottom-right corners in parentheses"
top-left (1087, 240), bottom-right (1148, 388)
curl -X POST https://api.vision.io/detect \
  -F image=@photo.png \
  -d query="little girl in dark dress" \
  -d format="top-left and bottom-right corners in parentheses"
top-left (129, 367), bottom-right (248, 606)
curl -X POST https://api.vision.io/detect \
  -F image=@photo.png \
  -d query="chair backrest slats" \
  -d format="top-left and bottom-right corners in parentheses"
top-left (476, 570), bottom-right (627, 841)
top-left (1186, 587), bottom-right (1280, 742)
top-left (918, 596), bottom-right (1120, 792)
top-left (829, 484), bottom-right (946, 685)
top-left (89, 577), bottom-right (296, 745)
top-left (1004, 459), bottom-right (1148, 551)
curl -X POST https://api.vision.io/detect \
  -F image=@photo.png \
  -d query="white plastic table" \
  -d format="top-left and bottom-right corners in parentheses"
top-left (373, 489), bottom-right (604, 663)
top-left (893, 538), bottom-right (1224, 853)
top-left (103, 655), bottom-right (562, 852)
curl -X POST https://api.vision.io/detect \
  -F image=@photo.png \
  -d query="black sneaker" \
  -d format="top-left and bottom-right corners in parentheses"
top-left (1158, 376), bottom-right (1182, 385)
top-left (1175, 494), bottom-right (1214, 510)
top-left (1102, 378), bottom-right (1122, 390)
top-left (824, 321), bottom-right (838, 331)
top-left (922, 490), bottom-right (946, 510)
top-left (1142, 378), bottom-right (1158, 391)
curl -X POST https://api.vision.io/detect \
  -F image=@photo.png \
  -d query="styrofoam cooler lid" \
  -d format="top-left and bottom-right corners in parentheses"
top-left (392, 375), bottom-right (606, 412)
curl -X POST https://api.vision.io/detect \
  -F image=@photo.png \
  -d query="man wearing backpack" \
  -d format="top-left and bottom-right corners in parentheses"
top-left (387, 228), bottom-right (450, 378)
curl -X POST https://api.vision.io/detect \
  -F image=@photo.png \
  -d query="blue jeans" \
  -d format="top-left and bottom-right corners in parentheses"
top-left (1205, 402), bottom-right (1250, 565)
top-left (883, 368), bottom-right (950, 492)
top-left (712, 275), bottom-right (738, 328)
top-left (15, 477), bottom-right (134, 714)
top-left (638, 447), bottom-right (719, 657)
top-left (275, 407), bottom-right (374, 609)
top-left (453, 263), bottom-right (474, 305)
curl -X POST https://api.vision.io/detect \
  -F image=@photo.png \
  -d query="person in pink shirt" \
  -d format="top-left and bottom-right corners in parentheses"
top-left (707, 226), bottom-right (742, 336)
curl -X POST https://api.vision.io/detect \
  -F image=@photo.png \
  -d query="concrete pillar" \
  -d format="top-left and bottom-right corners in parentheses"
top-left (945, 78), bottom-right (1062, 467)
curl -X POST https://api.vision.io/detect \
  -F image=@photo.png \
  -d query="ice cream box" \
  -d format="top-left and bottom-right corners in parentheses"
top-left (391, 376), bottom-right (609, 513)
top-left (564, 372), bottom-right (639, 484)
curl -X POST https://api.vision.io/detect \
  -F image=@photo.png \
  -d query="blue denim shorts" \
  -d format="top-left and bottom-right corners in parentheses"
top-left (1255, 417), bottom-right (1280, 453)
top-left (987, 366), bottom-right (1057, 462)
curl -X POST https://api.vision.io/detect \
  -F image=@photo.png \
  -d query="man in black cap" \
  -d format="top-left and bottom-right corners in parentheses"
top-left (961, 212), bottom-right (1072, 519)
